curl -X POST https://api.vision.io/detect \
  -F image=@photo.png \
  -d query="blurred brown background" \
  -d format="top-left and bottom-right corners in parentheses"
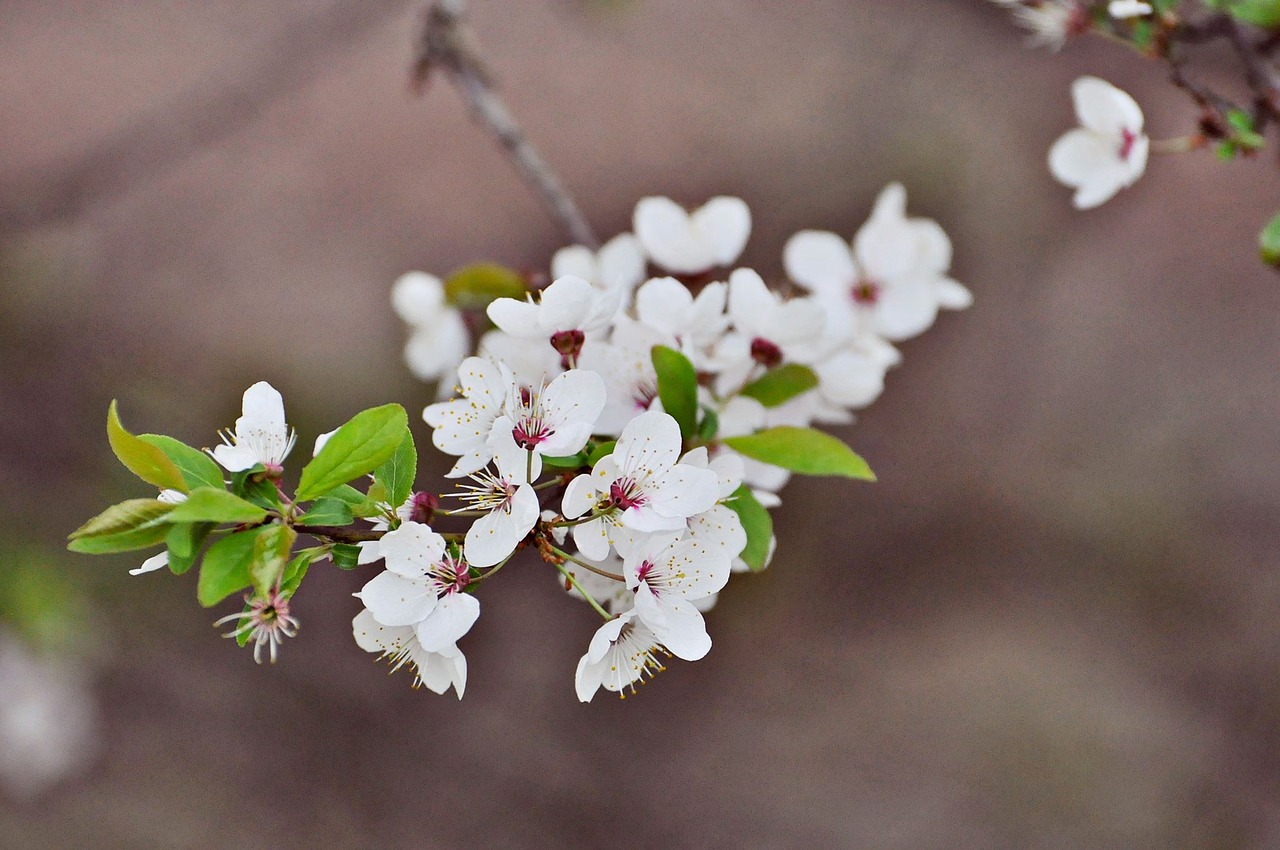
top-left (3, 0), bottom-right (1280, 847)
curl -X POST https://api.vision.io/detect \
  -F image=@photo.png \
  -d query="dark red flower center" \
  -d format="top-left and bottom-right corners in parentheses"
top-left (750, 337), bottom-right (783, 368)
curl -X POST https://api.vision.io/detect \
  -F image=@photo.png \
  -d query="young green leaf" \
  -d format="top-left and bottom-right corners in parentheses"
top-left (373, 427), bottom-right (417, 509)
top-left (230, 469), bottom-right (283, 511)
top-left (724, 485), bottom-right (773, 572)
top-left (697, 406), bottom-right (720, 442)
top-left (722, 427), bottom-right (875, 480)
top-left (164, 487), bottom-right (268, 525)
top-left (69, 499), bottom-right (173, 540)
top-left (586, 440), bottom-right (617, 467)
top-left (1202, 0), bottom-right (1280, 27)
top-left (165, 522), bottom-right (214, 575)
top-left (543, 452), bottom-right (588, 471)
top-left (296, 404), bottom-right (408, 501)
top-left (443, 262), bottom-right (528, 310)
top-left (739, 364), bottom-right (819, 407)
top-left (106, 401), bottom-right (187, 492)
top-left (296, 496), bottom-right (355, 527)
top-left (1260, 212), bottom-right (1280, 266)
top-left (138, 434), bottom-right (225, 490)
top-left (280, 549), bottom-right (322, 598)
top-left (197, 529), bottom-right (259, 607)
top-left (651, 345), bottom-right (698, 442)
top-left (331, 543), bottom-right (362, 570)
top-left (250, 525), bottom-right (295, 595)
top-left (67, 523), bottom-right (171, 555)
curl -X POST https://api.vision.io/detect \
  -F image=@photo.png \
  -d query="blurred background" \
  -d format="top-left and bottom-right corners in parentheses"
top-left (3, 0), bottom-right (1280, 847)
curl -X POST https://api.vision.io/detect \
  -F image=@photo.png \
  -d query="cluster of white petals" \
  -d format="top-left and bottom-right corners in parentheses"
top-left (372, 192), bottom-right (969, 700)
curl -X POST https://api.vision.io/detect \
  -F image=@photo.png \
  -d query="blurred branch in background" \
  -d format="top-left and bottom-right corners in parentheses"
top-left (413, 0), bottom-right (601, 248)
top-left (0, 0), bottom-right (413, 236)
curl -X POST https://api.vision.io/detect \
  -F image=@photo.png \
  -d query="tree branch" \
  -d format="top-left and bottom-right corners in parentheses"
top-left (413, 0), bottom-right (600, 249)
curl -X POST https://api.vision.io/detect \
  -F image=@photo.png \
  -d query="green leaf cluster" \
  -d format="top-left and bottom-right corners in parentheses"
top-left (72, 400), bottom-right (420, 610)
top-left (1201, 0), bottom-right (1280, 28)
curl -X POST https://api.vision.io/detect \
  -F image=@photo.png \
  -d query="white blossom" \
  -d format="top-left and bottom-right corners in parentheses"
top-left (210, 381), bottom-right (296, 473)
top-left (423, 356), bottom-right (508, 478)
top-left (354, 522), bottom-right (479, 653)
top-left (1108, 0), bottom-right (1152, 18)
top-left (1049, 76), bottom-right (1149, 209)
top-left (633, 196), bottom-right (751, 274)
top-left (709, 267), bottom-right (827, 395)
top-left (632, 276), bottom-right (730, 367)
top-left (562, 411), bottom-right (720, 560)
top-left (454, 427), bottom-right (539, 568)
top-left (625, 534), bottom-right (731, 661)
top-left (1008, 0), bottom-right (1088, 51)
top-left (486, 275), bottom-right (622, 358)
top-left (353, 610), bottom-right (466, 698)
top-left (392, 271), bottom-right (470, 387)
top-left (576, 319), bottom-right (666, 437)
top-left (574, 610), bottom-right (668, 702)
top-left (783, 183), bottom-right (972, 344)
top-left (552, 233), bottom-right (646, 296)
top-left (503, 368), bottom-right (606, 461)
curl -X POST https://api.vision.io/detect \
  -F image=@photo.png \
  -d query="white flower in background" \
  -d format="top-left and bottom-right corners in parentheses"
top-left (713, 395), bottom-right (791, 501)
top-left (809, 334), bottom-right (902, 412)
top-left (710, 268), bottom-right (827, 395)
top-left (454, 428), bottom-right (539, 568)
top-left (423, 356), bottom-right (508, 478)
top-left (563, 411), bottom-right (720, 560)
top-left (487, 275), bottom-right (623, 359)
top-left (625, 534), bottom-right (730, 661)
top-left (501, 368), bottom-right (606, 461)
top-left (679, 448), bottom-right (747, 561)
top-left (1108, 0), bottom-right (1151, 18)
top-left (577, 319), bottom-right (666, 437)
top-left (476, 329), bottom-right (564, 392)
top-left (1049, 76), bottom-right (1149, 209)
top-left (353, 610), bottom-right (466, 698)
top-left (210, 381), bottom-right (297, 473)
top-left (312, 429), bottom-right (337, 457)
top-left (0, 634), bottom-right (101, 800)
top-left (355, 522), bottom-right (479, 652)
top-left (1009, 0), bottom-right (1089, 50)
top-left (552, 233), bottom-right (647, 298)
top-left (392, 272), bottom-right (470, 387)
top-left (574, 609), bottom-right (668, 702)
top-left (633, 276), bottom-right (730, 366)
top-left (129, 489), bottom-right (188, 575)
top-left (560, 556), bottom-right (634, 614)
top-left (783, 183), bottom-right (972, 343)
top-left (633, 196), bottom-right (751, 274)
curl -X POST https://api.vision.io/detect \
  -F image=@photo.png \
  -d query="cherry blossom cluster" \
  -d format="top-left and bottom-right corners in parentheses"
top-left (71, 191), bottom-right (969, 703)
top-left (376, 191), bottom-right (970, 699)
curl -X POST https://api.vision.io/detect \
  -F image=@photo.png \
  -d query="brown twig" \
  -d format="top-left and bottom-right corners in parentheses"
top-left (413, 0), bottom-right (600, 249)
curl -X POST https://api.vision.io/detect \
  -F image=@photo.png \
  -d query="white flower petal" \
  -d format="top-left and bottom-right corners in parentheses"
top-left (783, 230), bottom-right (856, 297)
top-left (391, 272), bottom-right (445, 326)
top-left (356, 571), bottom-right (438, 627)
top-left (1073, 75), bottom-right (1144, 136)
top-left (415, 592), bottom-right (480, 652)
top-left (693, 196), bottom-right (751, 266)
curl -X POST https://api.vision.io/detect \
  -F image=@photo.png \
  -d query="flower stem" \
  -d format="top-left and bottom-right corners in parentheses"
top-left (549, 545), bottom-right (624, 582)
top-left (555, 562), bottom-right (612, 620)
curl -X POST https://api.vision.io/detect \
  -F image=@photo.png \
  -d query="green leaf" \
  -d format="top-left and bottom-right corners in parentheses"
top-left (69, 499), bottom-right (173, 539)
top-left (697, 407), bottom-right (719, 442)
top-left (319, 484), bottom-right (367, 507)
top-left (138, 435), bottom-right (225, 490)
top-left (739, 364), bottom-right (819, 408)
top-left (165, 522), bottom-right (213, 575)
top-left (197, 529), bottom-right (259, 607)
top-left (586, 440), bottom-right (617, 467)
top-left (1203, 0), bottom-right (1280, 27)
top-left (651, 345), bottom-right (698, 442)
top-left (67, 523), bottom-right (171, 555)
top-left (1216, 139), bottom-right (1238, 161)
top-left (281, 548), bottom-right (324, 597)
top-left (250, 524), bottom-right (295, 595)
top-left (443, 262), bottom-right (528, 310)
top-left (543, 452), bottom-right (588, 471)
top-left (230, 469), bottom-right (282, 511)
top-left (724, 485), bottom-right (773, 572)
top-left (722, 427), bottom-right (876, 480)
top-left (296, 404), bottom-right (408, 501)
top-left (331, 543), bottom-right (362, 570)
top-left (106, 401), bottom-right (187, 492)
top-left (1261, 212), bottom-right (1280, 265)
top-left (374, 427), bottom-right (417, 509)
top-left (296, 496), bottom-right (355, 527)
top-left (163, 487), bottom-right (268, 525)
top-left (1130, 19), bottom-right (1153, 50)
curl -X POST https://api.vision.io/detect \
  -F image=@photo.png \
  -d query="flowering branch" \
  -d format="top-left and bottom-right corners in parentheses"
top-left (413, 0), bottom-right (600, 248)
